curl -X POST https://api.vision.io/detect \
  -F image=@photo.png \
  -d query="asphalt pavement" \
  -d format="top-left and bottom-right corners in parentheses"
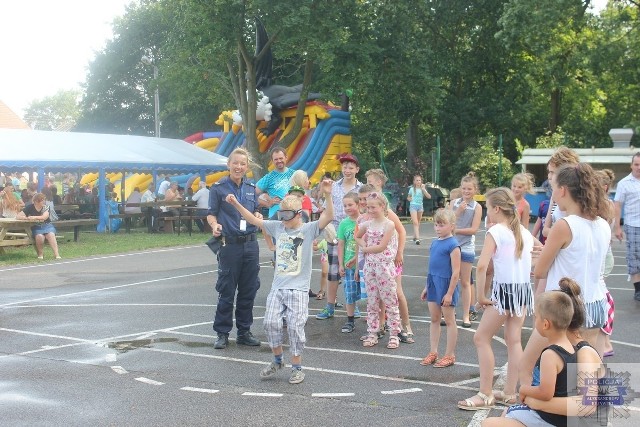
top-left (1, 222), bottom-right (638, 426)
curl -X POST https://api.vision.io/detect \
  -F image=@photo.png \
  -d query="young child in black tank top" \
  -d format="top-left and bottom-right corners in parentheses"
top-left (505, 291), bottom-right (577, 426)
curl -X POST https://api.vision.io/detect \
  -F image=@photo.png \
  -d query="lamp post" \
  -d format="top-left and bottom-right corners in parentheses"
top-left (141, 55), bottom-right (160, 138)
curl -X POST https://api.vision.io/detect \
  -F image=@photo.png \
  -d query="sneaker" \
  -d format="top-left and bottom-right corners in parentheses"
top-left (354, 307), bottom-right (362, 318)
top-left (341, 321), bottom-right (355, 333)
top-left (260, 361), bottom-right (283, 379)
top-left (415, 239), bottom-right (421, 245)
top-left (289, 369), bottom-right (305, 384)
top-left (469, 311), bottom-right (478, 322)
top-left (335, 302), bottom-right (344, 308)
top-left (316, 307), bottom-right (334, 319)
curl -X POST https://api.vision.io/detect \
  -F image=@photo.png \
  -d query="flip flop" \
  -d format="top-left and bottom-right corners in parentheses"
top-left (315, 291), bottom-right (325, 300)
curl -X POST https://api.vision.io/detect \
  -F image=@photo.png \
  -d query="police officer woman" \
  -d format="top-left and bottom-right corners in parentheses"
top-left (208, 148), bottom-right (262, 349)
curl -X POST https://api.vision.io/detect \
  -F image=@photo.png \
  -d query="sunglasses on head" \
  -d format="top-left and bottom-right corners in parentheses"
top-left (277, 209), bottom-right (301, 221)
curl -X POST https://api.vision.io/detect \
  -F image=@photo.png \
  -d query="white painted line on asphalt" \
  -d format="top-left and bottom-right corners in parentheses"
top-left (381, 388), bottom-right (422, 395)
top-left (448, 377), bottom-right (482, 387)
top-left (0, 245), bottom-right (206, 273)
top-left (139, 347), bottom-right (478, 391)
top-left (242, 392), bottom-right (283, 397)
top-left (165, 329), bottom-right (482, 368)
top-left (135, 333), bottom-right (157, 340)
top-left (0, 327), bottom-right (93, 342)
top-left (467, 409), bottom-right (490, 427)
top-left (105, 353), bottom-right (117, 362)
top-left (181, 387), bottom-right (219, 394)
top-left (135, 377), bottom-right (164, 386)
top-left (0, 271), bottom-right (213, 308)
top-left (312, 393), bottom-right (355, 397)
top-left (111, 366), bottom-right (128, 374)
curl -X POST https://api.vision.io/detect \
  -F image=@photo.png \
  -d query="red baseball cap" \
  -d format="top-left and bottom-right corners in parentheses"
top-left (338, 153), bottom-right (359, 166)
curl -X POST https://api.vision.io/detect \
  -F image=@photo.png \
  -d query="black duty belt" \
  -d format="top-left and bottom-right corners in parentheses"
top-left (224, 233), bottom-right (257, 244)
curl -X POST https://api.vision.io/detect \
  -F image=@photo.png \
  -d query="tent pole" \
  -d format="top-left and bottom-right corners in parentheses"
top-left (120, 170), bottom-right (126, 205)
top-left (97, 168), bottom-right (107, 232)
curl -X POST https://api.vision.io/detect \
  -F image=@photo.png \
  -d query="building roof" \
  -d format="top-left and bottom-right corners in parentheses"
top-left (0, 100), bottom-right (30, 129)
top-left (0, 128), bottom-right (228, 173)
top-left (516, 147), bottom-right (638, 165)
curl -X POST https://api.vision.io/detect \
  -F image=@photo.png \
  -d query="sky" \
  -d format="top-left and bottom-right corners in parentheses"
top-left (0, 0), bottom-right (609, 120)
top-left (0, 0), bottom-right (132, 118)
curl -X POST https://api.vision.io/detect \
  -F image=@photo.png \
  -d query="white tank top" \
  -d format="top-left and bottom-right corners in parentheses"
top-left (545, 215), bottom-right (610, 304)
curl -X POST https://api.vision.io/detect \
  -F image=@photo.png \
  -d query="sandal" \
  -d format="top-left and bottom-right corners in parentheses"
top-left (398, 331), bottom-right (415, 344)
top-left (316, 291), bottom-right (325, 300)
top-left (387, 335), bottom-right (400, 349)
top-left (433, 354), bottom-right (455, 368)
top-left (420, 352), bottom-right (438, 366)
top-left (494, 390), bottom-right (518, 406)
top-left (362, 334), bottom-right (378, 347)
top-left (457, 391), bottom-right (495, 411)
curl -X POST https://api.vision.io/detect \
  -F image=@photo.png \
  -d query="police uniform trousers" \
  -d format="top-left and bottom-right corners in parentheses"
top-left (213, 238), bottom-right (260, 335)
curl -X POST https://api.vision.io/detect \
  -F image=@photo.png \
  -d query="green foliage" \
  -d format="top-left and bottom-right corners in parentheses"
top-left (449, 136), bottom-right (517, 192)
top-left (535, 127), bottom-right (569, 148)
top-left (23, 90), bottom-right (81, 131)
top-left (73, 0), bottom-right (640, 181)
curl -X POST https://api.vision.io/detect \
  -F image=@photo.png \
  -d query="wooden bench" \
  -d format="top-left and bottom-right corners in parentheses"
top-left (4, 232), bottom-right (29, 238)
top-left (52, 219), bottom-right (99, 242)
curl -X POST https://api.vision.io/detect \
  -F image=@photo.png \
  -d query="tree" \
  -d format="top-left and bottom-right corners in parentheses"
top-left (165, 0), bottom-right (356, 179)
top-left (23, 90), bottom-right (81, 131)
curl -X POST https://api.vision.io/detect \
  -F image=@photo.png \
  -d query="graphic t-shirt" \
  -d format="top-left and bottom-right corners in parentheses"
top-left (338, 217), bottom-right (357, 267)
top-left (262, 220), bottom-right (321, 291)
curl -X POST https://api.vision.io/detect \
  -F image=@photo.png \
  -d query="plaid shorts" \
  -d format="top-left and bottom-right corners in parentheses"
top-left (327, 241), bottom-right (340, 282)
top-left (343, 268), bottom-right (360, 304)
top-left (624, 224), bottom-right (640, 276)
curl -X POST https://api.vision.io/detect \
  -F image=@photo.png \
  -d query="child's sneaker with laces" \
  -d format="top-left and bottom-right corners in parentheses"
top-left (289, 369), bottom-right (305, 384)
top-left (315, 307), bottom-right (334, 319)
top-left (260, 361), bottom-right (283, 379)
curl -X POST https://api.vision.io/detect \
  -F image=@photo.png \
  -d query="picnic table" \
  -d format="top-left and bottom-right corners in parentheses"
top-left (122, 200), bottom-right (198, 233)
top-left (0, 217), bottom-right (41, 254)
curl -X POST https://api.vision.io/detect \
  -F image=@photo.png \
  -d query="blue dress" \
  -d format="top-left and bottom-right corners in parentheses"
top-left (426, 236), bottom-right (461, 305)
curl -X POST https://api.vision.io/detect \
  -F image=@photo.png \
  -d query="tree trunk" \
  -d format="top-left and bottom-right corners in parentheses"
top-left (278, 58), bottom-right (314, 149)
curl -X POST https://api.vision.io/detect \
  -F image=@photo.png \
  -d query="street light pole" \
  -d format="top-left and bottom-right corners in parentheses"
top-left (141, 56), bottom-right (160, 138)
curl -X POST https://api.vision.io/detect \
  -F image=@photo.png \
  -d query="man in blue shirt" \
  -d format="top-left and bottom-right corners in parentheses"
top-left (256, 147), bottom-right (296, 218)
top-left (207, 148), bottom-right (262, 349)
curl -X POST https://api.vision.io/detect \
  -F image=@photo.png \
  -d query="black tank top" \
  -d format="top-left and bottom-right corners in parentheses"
top-left (536, 344), bottom-right (578, 426)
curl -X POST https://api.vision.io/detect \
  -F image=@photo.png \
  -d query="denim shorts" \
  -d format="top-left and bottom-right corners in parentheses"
top-left (409, 205), bottom-right (423, 213)
top-left (460, 241), bottom-right (475, 263)
top-left (32, 223), bottom-right (56, 236)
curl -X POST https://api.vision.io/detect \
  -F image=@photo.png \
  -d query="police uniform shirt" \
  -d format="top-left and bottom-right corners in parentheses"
top-left (208, 176), bottom-right (258, 236)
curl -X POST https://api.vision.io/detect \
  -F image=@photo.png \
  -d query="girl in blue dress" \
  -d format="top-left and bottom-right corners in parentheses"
top-left (420, 208), bottom-right (461, 368)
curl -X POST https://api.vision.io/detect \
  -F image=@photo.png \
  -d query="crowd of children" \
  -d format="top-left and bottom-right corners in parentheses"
top-left (224, 146), bottom-right (615, 426)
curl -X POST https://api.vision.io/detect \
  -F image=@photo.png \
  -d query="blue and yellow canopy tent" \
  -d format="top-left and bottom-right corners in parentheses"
top-left (0, 129), bottom-right (228, 232)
